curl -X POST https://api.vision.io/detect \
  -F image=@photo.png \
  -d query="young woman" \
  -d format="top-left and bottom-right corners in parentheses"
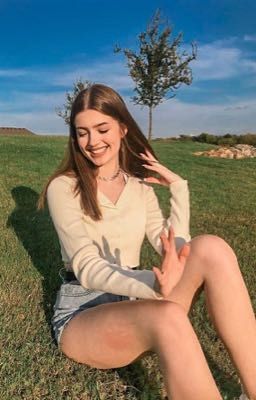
top-left (39, 84), bottom-right (255, 400)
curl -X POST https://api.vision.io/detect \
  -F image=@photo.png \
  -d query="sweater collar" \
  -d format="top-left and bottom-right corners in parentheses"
top-left (97, 172), bottom-right (130, 208)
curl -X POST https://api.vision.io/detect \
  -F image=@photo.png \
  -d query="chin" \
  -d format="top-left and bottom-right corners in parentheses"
top-left (81, 152), bottom-right (103, 166)
top-left (89, 155), bottom-right (108, 165)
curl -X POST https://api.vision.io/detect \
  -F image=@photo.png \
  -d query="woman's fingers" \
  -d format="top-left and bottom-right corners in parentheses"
top-left (152, 266), bottom-right (163, 282)
top-left (140, 151), bottom-right (161, 170)
top-left (160, 227), bottom-right (177, 257)
top-left (142, 163), bottom-right (160, 172)
top-left (168, 225), bottom-right (174, 241)
top-left (141, 149), bottom-right (159, 162)
top-left (160, 232), bottom-right (170, 254)
top-left (163, 226), bottom-right (176, 256)
top-left (155, 228), bottom-right (190, 297)
top-left (145, 148), bottom-right (155, 157)
top-left (178, 243), bottom-right (190, 265)
top-left (140, 150), bottom-right (182, 186)
top-left (143, 177), bottom-right (161, 184)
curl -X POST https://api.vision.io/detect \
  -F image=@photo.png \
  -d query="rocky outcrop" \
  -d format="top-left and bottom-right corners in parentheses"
top-left (194, 144), bottom-right (256, 159)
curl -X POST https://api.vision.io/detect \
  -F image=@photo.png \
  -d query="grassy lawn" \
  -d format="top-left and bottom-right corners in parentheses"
top-left (0, 135), bottom-right (255, 400)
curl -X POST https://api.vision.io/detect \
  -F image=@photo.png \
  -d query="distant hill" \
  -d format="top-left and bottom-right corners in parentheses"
top-left (0, 127), bottom-right (35, 136)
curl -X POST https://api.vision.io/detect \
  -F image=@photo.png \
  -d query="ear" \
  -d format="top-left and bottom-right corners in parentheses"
top-left (120, 124), bottom-right (128, 138)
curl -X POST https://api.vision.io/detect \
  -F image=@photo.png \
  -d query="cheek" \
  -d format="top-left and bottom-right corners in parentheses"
top-left (111, 134), bottom-right (122, 149)
top-left (77, 137), bottom-right (87, 149)
top-left (77, 138), bottom-right (90, 158)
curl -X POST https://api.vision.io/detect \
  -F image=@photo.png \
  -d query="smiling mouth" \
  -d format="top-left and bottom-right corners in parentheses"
top-left (88, 145), bottom-right (109, 156)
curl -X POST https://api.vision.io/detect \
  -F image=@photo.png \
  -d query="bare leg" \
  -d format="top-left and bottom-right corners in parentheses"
top-left (168, 234), bottom-right (256, 399)
top-left (60, 300), bottom-right (222, 399)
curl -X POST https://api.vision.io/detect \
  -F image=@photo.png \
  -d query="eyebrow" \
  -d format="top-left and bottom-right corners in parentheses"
top-left (75, 122), bottom-right (109, 130)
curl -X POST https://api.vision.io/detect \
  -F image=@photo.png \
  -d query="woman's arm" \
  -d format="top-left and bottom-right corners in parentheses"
top-left (47, 176), bottom-right (163, 300)
top-left (142, 149), bottom-right (191, 255)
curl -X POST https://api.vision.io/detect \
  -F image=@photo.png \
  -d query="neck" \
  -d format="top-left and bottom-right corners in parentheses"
top-left (98, 160), bottom-right (120, 178)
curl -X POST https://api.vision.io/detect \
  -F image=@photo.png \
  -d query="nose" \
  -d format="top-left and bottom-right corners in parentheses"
top-left (86, 131), bottom-right (101, 148)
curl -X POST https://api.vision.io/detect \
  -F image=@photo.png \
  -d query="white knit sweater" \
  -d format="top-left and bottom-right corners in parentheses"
top-left (47, 174), bottom-right (190, 300)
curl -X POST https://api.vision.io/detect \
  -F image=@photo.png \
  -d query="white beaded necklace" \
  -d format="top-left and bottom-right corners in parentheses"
top-left (97, 168), bottom-right (121, 182)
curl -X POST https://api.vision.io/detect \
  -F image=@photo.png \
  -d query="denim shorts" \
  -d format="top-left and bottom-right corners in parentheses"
top-left (51, 279), bottom-right (132, 347)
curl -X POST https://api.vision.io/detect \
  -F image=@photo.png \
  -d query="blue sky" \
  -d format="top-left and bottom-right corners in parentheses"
top-left (1, 0), bottom-right (256, 137)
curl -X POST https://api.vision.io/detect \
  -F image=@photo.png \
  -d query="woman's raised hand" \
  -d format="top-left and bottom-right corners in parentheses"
top-left (140, 149), bottom-right (183, 186)
top-left (153, 227), bottom-right (190, 299)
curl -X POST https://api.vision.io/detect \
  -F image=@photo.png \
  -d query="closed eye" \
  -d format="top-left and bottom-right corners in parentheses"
top-left (99, 130), bottom-right (108, 134)
top-left (77, 131), bottom-right (88, 137)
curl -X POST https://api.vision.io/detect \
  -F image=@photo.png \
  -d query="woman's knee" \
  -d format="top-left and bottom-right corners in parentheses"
top-left (189, 234), bottom-right (238, 275)
top-left (150, 301), bottom-right (191, 343)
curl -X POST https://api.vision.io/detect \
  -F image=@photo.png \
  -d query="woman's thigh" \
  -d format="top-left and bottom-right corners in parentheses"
top-left (60, 299), bottom-right (170, 369)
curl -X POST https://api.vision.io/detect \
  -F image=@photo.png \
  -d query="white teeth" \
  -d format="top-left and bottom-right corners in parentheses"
top-left (90, 146), bottom-right (108, 155)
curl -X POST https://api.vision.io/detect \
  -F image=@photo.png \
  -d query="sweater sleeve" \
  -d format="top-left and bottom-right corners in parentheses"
top-left (145, 180), bottom-right (191, 255)
top-left (47, 177), bottom-right (163, 300)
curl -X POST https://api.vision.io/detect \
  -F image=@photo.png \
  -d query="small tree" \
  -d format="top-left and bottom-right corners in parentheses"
top-left (114, 10), bottom-right (197, 140)
top-left (56, 79), bottom-right (92, 125)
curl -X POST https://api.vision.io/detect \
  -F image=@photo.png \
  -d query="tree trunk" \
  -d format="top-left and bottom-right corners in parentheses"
top-left (148, 106), bottom-right (153, 141)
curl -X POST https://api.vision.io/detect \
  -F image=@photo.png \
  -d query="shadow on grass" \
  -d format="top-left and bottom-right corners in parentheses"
top-left (8, 186), bottom-right (163, 399)
top-left (205, 349), bottom-right (240, 399)
top-left (7, 186), bottom-right (62, 338)
top-left (114, 357), bottom-right (165, 400)
top-left (190, 295), bottom-right (241, 399)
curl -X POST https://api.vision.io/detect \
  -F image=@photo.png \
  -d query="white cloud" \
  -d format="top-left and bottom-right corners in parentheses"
top-left (0, 111), bottom-right (67, 135)
top-left (0, 68), bottom-right (28, 77)
top-left (2, 97), bottom-right (255, 137)
top-left (194, 42), bottom-right (238, 80)
top-left (45, 40), bottom-right (246, 89)
top-left (193, 39), bottom-right (256, 81)
top-left (244, 34), bottom-right (256, 42)
top-left (125, 97), bottom-right (256, 137)
top-left (2, 38), bottom-right (255, 92)
top-left (51, 61), bottom-right (133, 91)
top-left (241, 59), bottom-right (256, 72)
top-left (1, 38), bottom-right (256, 136)
top-left (0, 61), bottom-right (133, 94)
top-left (0, 91), bottom-right (66, 112)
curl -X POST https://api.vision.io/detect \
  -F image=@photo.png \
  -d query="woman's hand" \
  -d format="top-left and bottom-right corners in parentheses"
top-left (140, 149), bottom-right (183, 185)
top-left (153, 227), bottom-right (190, 298)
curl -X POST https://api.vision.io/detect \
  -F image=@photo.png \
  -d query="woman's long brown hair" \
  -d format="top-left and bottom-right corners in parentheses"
top-left (38, 83), bottom-right (159, 220)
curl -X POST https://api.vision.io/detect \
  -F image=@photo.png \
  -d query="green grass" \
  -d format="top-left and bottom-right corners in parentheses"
top-left (0, 135), bottom-right (255, 399)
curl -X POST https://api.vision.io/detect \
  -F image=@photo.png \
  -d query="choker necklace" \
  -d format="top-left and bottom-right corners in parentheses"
top-left (97, 168), bottom-right (121, 182)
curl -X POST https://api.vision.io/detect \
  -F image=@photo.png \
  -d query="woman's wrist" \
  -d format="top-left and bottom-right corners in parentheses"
top-left (169, 177), bottom-right (184, 184)
top-left (169, 178), bottom-right (187, 187)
